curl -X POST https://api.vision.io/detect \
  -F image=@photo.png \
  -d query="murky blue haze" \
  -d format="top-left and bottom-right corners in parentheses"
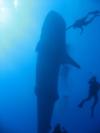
top-left (0, 0), bottom-right (100, 133)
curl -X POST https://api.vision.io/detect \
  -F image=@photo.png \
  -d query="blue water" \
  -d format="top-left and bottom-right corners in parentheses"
top-left (0, 0), bottom-right (100, 133)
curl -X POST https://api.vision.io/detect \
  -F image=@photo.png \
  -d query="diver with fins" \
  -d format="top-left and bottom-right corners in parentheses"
top-left (78, 76), bottom-right (100, 117)
top-left (66, 10), bottom-right (100, 34)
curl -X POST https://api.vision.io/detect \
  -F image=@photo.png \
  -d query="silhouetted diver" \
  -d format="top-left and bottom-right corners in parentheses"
top-left (35, 11), bottom-right (80, 133)
top-left (66, 10), bottom-right (100, 34)
top-left (78, 76), bottom-right (100, 117)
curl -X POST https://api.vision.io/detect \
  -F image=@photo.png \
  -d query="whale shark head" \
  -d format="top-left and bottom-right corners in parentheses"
top-left (40, 11), bottom-right (66, 43)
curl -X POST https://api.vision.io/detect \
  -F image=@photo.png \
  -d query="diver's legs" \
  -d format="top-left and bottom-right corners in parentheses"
top-left (37, 95), bottom-right (56, 133)
top-left (78, 95), bottom-right (92, 108)
top-left (84, 15), bottom-right (96, 25)
top-left (91, 94), bottom-right (98, 117)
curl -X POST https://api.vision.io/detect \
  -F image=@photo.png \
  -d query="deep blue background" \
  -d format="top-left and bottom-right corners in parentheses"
top-left (0, 0), bottom-right (100, 133)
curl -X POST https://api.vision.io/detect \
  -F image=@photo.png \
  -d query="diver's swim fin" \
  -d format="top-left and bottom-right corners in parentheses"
top-left (65, 54), bottom-right (80, 69)
top-left (66, 25), bottom-right (73, 31)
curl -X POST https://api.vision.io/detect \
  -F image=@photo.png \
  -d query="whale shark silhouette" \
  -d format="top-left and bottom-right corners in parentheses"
top-left (35, 11), bottom-right (80, 133)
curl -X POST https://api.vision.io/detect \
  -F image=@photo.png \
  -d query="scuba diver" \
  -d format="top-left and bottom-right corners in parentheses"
top-left (78, 76), bottom-right (100, 117)
top-left (35, 11), bottom-right (80, 133)
top-left (66, 10), bottom-right (100, 34)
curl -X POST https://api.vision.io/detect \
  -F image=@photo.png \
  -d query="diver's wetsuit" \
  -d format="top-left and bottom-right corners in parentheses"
top-left (78, 76), bottom-right (100, 117)
top-left (66, 10), bottom-right (100, 34)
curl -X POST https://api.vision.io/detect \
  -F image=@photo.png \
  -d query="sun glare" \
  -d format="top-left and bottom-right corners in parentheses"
top-left (13, 0), bottom-right (19, 9)
top-left (0, 0), bottom-right (10, 24)
top-left (0, 7), bottom-right (10, 24)
top-left (0, 0), bottom-right (19, 24)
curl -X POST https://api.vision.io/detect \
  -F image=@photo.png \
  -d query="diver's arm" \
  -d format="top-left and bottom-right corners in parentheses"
top-left (64, 54), bottom-right (81, 69)
top-left (88, 10), bottom-right (100, 16)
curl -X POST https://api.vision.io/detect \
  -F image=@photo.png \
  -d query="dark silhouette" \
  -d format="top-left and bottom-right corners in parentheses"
top-left (35, 11), bottom-right (80, 133)
top-left (52, 124), bottom-right (68, 133)
top-left (52, 124), bottom-right (62, 133)
top-left (66, 10), bottom-right (100, 34)
top-left (78, 76), bottom-right (100, 117)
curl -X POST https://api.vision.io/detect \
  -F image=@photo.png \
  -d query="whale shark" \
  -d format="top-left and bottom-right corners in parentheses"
top-left (35, 11), bottom-right (80, 133)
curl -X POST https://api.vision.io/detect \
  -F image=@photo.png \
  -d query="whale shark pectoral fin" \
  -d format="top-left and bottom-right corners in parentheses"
top-left (64, 54), bottom-right (80, 69)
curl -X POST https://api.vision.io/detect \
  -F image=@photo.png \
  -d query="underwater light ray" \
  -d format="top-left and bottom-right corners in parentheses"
top-left (13, 0), bottom-right (19, 8)
top-left (0, 0), bottom-right (12, 24)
